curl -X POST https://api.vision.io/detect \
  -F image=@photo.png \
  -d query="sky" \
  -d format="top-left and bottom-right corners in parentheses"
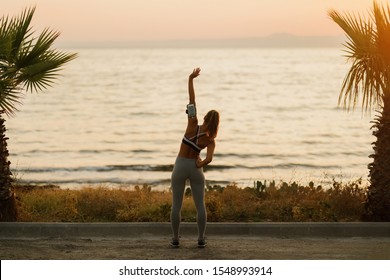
top-left (2, 0), bottom-right (387, 45)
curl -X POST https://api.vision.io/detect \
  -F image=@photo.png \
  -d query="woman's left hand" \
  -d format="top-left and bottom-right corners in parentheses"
top-left (196, 157), bottom-right (203, 168)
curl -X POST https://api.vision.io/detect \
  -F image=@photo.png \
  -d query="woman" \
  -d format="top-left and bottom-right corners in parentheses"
top-left (170, 68), bottom-right (220, 248)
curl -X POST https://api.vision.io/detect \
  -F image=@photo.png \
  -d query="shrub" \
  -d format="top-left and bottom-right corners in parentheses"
top-left (14, 179), bottom-right (368, 222)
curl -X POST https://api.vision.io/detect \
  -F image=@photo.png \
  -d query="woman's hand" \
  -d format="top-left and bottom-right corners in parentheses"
top-left (189, 68), bottom-right (201, 79)
top-left (196, 157), bottom-right (203, 168)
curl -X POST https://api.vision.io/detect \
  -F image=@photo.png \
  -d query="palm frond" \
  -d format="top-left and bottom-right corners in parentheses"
top-left (342, 53), bottom-right (385, 111)
top-left (10, 7), bottom-right (35, 60)
top-left (0, 6), bottom-right (77, 116)
top-left (18, 50), bottom-right (77, 92)
top-left (329, 10), bottom-right (374, 60)
top-left (0, 7), bottom-right (35, 63)
top-left (16, 28), bottom-right (60, 69)
top-left (329, 3), bottom-right (388, 112)
top-left (0, 16), bottom-right (13, 62)
top-left (0, 78), bottom-right (23, 116)
top-left (372, 1), bottom-right (390, 67)
top-left (0, 11), bottom-right (13, 39)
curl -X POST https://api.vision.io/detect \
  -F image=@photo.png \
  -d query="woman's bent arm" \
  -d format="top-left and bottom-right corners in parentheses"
top-left (196, 141), bottom-right (215, 168)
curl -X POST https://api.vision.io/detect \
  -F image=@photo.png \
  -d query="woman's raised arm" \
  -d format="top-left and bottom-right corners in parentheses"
top-left (188, 68), bottom-right (201, 104)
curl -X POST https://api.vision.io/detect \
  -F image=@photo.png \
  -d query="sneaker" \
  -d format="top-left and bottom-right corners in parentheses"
top-left (197, 239), bottom-right (207, 248)
top-left (170, 239), bottom-right (180, 248)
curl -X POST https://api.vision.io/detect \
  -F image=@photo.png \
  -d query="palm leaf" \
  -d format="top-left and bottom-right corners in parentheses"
top-left (18, 50), bottom-right (77, 92)
top-left (0, 78), bottom-right (23, 116)
top-left (0, 7), bottom-right (35, 63)
top-left (16, 28), bottom-right (60, 69)
top-left (0, 19), bottom-right (12, 61)
top-left (10, 7), bottom-right (35, 60)
top-left (372, 1), bottom-right (390, 77)
top-left (0, 6), bottom-right (77, 116)
top-left (329, 6), bottom-right (388, 112)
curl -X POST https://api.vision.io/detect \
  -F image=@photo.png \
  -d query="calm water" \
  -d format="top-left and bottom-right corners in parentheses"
top-left (7, 48), bottom-right (374, 189)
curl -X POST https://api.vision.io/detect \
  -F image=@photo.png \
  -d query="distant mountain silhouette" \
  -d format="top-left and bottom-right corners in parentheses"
top-left (61, 33), bottom-right (345, 48)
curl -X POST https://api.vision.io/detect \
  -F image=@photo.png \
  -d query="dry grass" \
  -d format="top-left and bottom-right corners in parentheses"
top-left (14, 179), bottom-right (367, 222)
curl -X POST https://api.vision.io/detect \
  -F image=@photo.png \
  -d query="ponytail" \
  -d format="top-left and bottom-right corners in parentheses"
top-left (204, 110), bottom-right (220, 139)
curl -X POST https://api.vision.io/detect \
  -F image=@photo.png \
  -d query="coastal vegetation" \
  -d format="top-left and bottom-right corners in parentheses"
top-left (0, 7), bottom-right (76, 221)
top-left (14, 179), bottom-right (367, 222)
top-left (329, 1), bottom-right (390, 221)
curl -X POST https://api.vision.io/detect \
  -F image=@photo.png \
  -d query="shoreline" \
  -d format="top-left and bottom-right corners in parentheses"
top-left (13, 174), bottom-right (370, 191)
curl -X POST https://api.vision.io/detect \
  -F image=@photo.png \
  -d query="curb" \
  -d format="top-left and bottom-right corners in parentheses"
top-left (1, 222), bottom-right (390, 239)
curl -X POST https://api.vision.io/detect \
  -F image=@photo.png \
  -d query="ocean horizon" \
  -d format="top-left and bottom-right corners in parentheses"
top-left (57, 33), bottom-right (345, 49)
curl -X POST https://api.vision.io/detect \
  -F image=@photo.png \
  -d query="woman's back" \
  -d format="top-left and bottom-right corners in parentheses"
top-left (179, 123), bottom-right (212, 158)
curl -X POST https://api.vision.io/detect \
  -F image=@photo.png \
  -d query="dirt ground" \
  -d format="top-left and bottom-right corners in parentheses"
top-left (1, 236), bottom-right (390, 260)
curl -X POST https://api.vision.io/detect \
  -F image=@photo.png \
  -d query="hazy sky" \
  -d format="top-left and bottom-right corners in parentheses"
top-left (2, 0), bottom-right (386, 44)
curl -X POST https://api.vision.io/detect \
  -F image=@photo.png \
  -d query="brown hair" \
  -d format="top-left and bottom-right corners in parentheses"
top-left (204, 110), bottom-right (220, 139)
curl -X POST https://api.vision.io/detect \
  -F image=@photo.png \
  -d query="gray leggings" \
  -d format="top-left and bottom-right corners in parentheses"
top-left (170, 157), bottom-right (206, 240)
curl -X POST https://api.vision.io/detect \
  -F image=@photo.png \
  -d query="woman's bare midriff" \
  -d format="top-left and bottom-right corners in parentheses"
top-left (177, 143), bottom-right (200, 159)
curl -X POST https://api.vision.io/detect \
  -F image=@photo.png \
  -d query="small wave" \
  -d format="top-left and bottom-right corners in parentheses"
top-left (204, 164), bottom-right (235, 171)
top-left (105, 164), bottom-right (237, 172)
top-left (104, 164), bottom-right (174, 172)
top-left (13, 165), bottom-right (174, 173)
top-left (131, 149), bottom-right (155, 153)
top-left (15, 177), bottom-right (232, 188)
top-left (12, 162), bottom-right (340, 174)
top-left (14, 166), bottom-right (101, 173)
top-left (15, 177), bottom-right (173, 186)
top-left (15, 148), bottom-right (157, 156)
top-left (79, 149), bottom-right (121, 154)
top-left (263, 163), bottom-right (341, 170)
top-left (215, 152), bottom-right (277, 159)
top-left (76, 149), bottom-right (157, 154)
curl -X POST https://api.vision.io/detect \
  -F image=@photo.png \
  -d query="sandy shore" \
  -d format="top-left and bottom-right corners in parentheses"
top-left (1, 236), bottom-right (390, 260)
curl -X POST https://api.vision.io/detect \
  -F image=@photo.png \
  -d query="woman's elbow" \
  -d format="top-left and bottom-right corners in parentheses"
top-left (205, 156), bottom-right (213, 165)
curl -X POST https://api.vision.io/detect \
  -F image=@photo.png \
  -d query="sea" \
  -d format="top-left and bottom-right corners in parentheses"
top-left (6, 47), bottom-right (375, 189)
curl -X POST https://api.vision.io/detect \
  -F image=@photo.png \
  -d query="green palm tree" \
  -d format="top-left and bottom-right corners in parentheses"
top-left (0, 7), bottom-right (77, 221)
top-left (329, 1), bottom-right (390, 221)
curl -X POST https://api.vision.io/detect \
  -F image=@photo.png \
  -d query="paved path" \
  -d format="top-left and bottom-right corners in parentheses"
top-left (1, 222), bottom-right (389, 260)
